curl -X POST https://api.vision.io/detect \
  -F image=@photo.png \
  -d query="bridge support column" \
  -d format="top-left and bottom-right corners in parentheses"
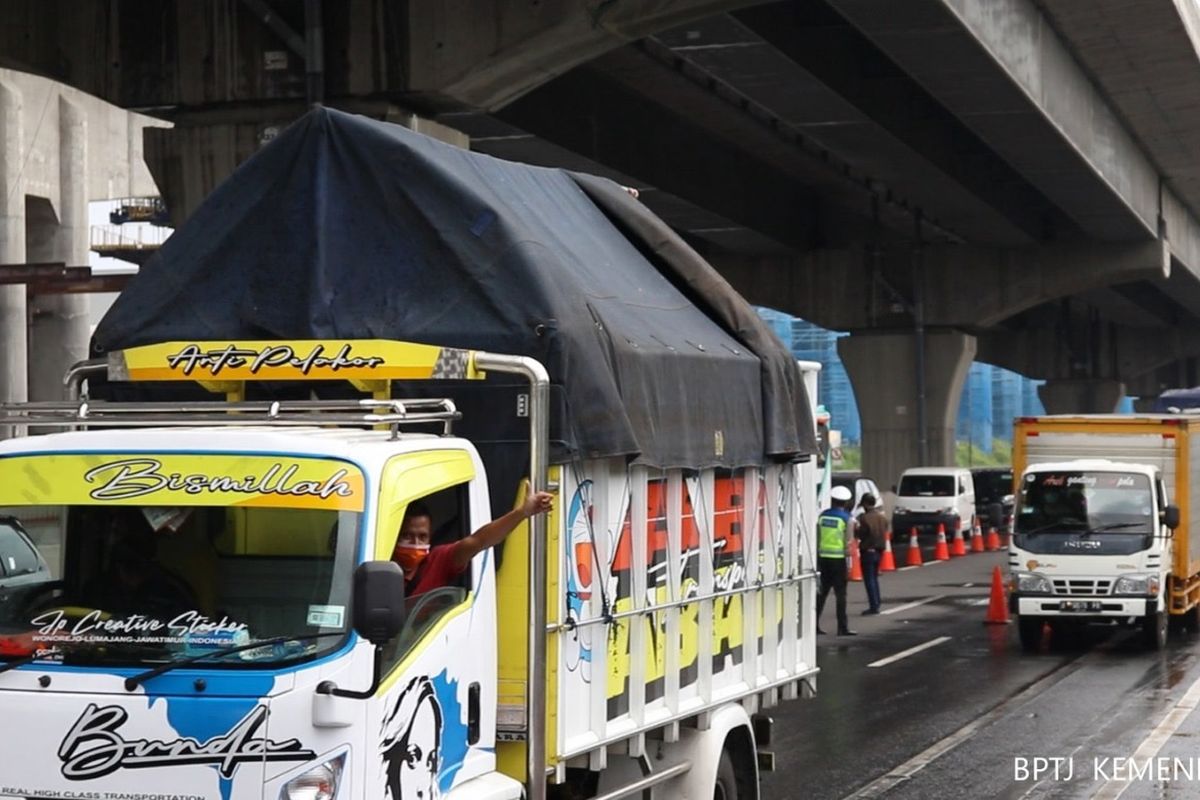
top-left (838, 330), bottom-right (976, 491)
top-left (1037, 379), bottom-right (1124, 414)
top-left (0, 81), bottom-right (26, 437)
top-left (28, 97), bottom-right (90, 403)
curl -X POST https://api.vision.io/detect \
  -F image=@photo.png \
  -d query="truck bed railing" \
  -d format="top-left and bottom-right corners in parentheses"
top-left (0, 398), bottom-right (460, 438)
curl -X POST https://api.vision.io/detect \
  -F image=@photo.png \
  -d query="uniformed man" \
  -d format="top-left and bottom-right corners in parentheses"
top-left (816, 485), bottom-right (856, 636)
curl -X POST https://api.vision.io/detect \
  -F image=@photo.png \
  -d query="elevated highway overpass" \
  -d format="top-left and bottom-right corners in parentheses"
top-left (3, 0), bottom-right (1200, 483)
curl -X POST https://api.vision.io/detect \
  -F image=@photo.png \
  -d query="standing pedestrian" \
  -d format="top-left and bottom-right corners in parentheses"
top-left (816, 485), bottom-right (856, 636)
top-left (856, 493), bottom-right (888, 615)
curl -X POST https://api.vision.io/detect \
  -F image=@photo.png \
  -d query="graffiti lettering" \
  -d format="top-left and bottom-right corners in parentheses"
top-left (58, 704), bottom-right (313, 780)
top-left (165, 343), bottom-right (385, 377)
top-left (84, 458), bottom-right (353, 501)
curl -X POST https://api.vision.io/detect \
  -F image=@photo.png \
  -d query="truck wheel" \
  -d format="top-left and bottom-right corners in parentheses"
top-left (1018, 616), bottom-right (1044, 652)
top-left (714, 749), bottom-right (739, 800)
top-left (1143, 610), bottom-right (1168, 651)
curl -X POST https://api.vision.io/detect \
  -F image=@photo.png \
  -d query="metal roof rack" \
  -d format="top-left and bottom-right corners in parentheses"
top-left (0, 398), bottom-right (460, 439)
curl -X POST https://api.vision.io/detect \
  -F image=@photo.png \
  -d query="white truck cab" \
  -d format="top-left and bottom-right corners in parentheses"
top-left (1009, 458), bottom-right (1180, 650)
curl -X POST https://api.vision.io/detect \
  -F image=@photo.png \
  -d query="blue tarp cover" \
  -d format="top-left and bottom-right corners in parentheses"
top-left (93, 108), bottom-right (814, 468)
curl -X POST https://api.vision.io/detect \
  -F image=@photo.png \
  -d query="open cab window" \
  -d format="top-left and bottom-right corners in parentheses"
top-left (0, 503), bottom-right (359, 667)
top-left (0, 452), bottom-right (366, 668)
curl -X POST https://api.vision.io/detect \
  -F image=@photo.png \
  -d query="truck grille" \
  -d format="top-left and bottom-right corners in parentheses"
top-left (1052, 579), bottom-right (1112, 596)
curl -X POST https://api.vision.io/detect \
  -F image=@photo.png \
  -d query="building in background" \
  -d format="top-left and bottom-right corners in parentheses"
top-left (957, 363), bottom-right (995, 454)
top-left (758, 308), bottom-right (862, 443)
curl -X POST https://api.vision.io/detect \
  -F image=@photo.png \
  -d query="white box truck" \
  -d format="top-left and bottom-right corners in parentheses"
top-left (1010, 415), bottom-right (1196, 651)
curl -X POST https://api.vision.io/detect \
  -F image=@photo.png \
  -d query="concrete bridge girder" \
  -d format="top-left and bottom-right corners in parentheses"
top-left (975, 323), bottom-right (1200, 385)
top-left (714, 239), bottom-right (1169, 332)
top-left (409, 0), bottom-right (767, 111)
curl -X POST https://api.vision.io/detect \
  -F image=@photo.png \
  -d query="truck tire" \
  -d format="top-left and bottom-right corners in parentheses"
top-left (1018, 616), bottom-right (1044, 652)
top-left (1142, 610), bottom-right (1168, 651)
top-left (714, 749), bottom-right (739, 800)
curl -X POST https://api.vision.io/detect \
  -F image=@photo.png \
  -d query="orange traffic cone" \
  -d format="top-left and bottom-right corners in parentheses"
top-left (905, 527), bottom-right (923, 567)
top-left (879, 530), bottom-right (897, 572)
top-left (950, 519), bottom-right (967, 557)
top-left (849, 538), bottom-right (863, 582)
top-left (986, 527), bottom-right (1001, 552)
top-left (970, 520), bottom-right (985, 553)
top-left (984, 566), bottom-right (1010, 624)
top-left (934, 523), bottom-right (951, 561)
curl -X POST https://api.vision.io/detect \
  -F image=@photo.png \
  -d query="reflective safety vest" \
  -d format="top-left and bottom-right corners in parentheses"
top-left (817, 513), bottom-right (847, 559)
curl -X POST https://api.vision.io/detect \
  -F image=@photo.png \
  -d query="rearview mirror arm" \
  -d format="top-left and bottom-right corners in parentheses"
top-left (315, 645), bottom-right (383, 700)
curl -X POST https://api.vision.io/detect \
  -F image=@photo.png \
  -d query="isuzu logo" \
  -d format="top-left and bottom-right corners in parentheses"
top-left (1064, 540), bottom-right (1102, 550)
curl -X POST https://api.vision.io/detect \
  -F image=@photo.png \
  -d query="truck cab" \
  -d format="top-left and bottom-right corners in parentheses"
top-left (1009, 459), bottom-right (1179, 651)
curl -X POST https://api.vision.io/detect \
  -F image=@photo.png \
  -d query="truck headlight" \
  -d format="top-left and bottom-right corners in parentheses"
top-left (281, 754), bottom-right (345, 800)
top-left (1113, 574), bottom-right (1160, 597)
top-left (1011, 571), bottom-right (1052, 594)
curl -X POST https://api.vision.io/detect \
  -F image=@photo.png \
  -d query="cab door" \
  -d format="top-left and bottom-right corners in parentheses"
top-left (366, 448), bottom-right (499, 799)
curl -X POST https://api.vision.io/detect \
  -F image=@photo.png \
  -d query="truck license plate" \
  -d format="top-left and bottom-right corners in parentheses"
top-left (1059, 600), bottom-right (1102, 612)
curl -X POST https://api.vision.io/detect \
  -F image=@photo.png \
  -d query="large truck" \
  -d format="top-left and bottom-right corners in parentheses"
top-left (1010, 415), bottom-right (1195, 651)
top-left (0, 108), bottom-right (820, 800)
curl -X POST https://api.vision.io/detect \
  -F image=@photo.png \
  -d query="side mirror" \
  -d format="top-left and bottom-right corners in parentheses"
top-left (891, 485), bottom-right (898, 494)
top-left (1163, 505), bottom-right (1181, 531)
top-left (352, 561), bottom-right (406, 646)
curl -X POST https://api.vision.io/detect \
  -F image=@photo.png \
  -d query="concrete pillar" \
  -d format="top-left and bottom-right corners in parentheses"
top-left (1037, 378), bottom-right (1124, 415)
top-left (0, 81), bottom-right (26, 438)
top-left (839, 330), bottom-right (976, 492)
top-left (29, 97), bottom-right (90, 402)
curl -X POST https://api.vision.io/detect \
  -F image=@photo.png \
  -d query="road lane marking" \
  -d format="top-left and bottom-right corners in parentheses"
top-left (881, 594), bottom-right (947, 615)
top-left (843, 654), bottom-right (1092, 799)
top-left (867, 636), bottom-right (951, 668)
top-left (896, 560), bottom-right (948, 571)
top-left (971, 598), bottom-right (990, 606)
top-left (1089, 670), bottom-right (1200, 800)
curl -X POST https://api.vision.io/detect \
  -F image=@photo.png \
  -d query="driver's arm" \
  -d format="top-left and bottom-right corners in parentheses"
top-left (450, 492), bottom-right (554, 572)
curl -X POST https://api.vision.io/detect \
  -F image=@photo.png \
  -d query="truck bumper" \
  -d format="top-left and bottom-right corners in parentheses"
top-left (1014, 596), bottom-right (1155, 618)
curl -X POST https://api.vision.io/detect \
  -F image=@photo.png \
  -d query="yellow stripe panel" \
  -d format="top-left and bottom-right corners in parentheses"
top-left (112, 339), bottom-right (483, 382)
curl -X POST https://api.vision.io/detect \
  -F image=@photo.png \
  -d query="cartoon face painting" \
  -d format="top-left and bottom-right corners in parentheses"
top-left (564, 481), bottom-right (594, 682)
top-left (381, 675), bottom-right (443, 800)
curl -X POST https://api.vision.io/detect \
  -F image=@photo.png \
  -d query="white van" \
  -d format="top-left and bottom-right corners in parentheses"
top-left (891, 466), bottom-right (976, 540)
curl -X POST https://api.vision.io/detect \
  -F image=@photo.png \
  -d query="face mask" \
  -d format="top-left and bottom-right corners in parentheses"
top-left (394, 543), bottom-right (430, 576)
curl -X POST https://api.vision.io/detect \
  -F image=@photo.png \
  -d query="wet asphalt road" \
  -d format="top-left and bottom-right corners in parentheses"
top-left (761, 549), bottom-right (1200, 800)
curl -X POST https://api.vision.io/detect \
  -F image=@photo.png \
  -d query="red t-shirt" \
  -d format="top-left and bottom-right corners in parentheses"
top-left (405, 542), bottom-right (466, 597)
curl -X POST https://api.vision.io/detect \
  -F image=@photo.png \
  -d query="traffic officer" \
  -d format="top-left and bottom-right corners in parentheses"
top-left (816, 484), bottom-right (856, 636)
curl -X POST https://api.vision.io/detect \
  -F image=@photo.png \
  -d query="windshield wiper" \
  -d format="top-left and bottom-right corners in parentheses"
top-left (1081, 522), bottom-right (1148, 537)
top-left (1016, 519), bottom-right (1088, 536)
top-left (0, 648), bottom-right (63, 676)
top-left (124, 632), bottom-right (347, 691)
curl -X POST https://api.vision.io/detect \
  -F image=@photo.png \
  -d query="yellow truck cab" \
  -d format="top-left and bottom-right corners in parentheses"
top-left (0, 339), bottom-right (820, 800)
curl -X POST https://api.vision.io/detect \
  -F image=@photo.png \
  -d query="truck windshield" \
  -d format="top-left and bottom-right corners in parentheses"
top-left (1016, 471), bottom-right (1154, 534)
top-left (0, 503), bottom-right (358, 668)
top-left (898, 475), bottom-right (954, 497)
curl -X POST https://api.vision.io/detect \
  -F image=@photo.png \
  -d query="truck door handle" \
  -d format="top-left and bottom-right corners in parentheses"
top-left (468, 681), bottom-right (481, 744)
